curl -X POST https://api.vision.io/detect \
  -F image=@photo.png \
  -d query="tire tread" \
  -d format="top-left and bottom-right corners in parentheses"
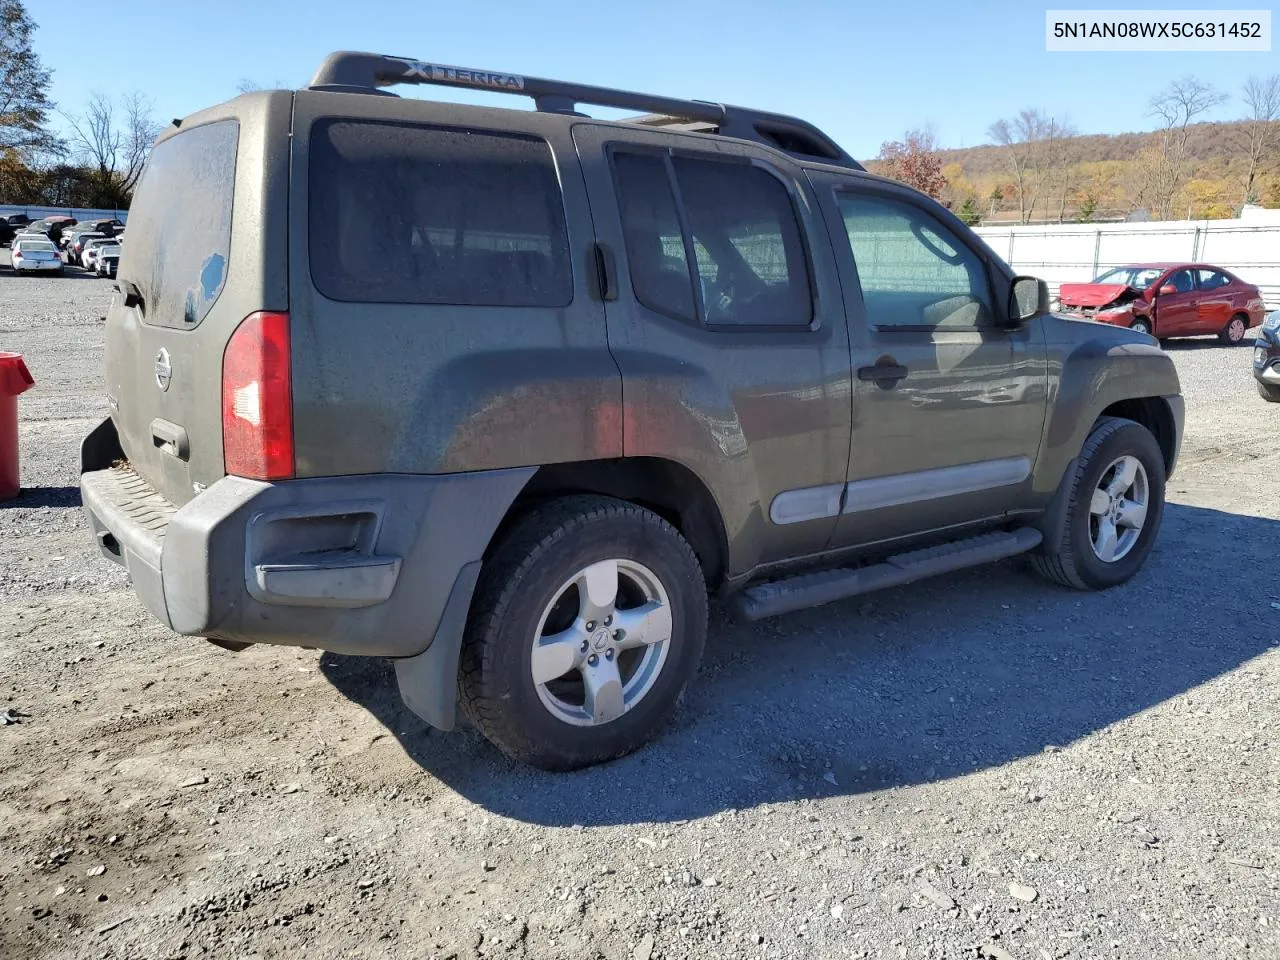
top-left (1031, 416), bottom-right (1132, 591)
top-left (458, 495), bottom-right (706, 769)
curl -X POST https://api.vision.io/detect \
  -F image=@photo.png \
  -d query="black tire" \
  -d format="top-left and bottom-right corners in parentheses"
top-left (1220, 313), bottom-right (1248, 346)
top-left (459, 495), bottom-right (708, 770)
top-left (1030, 417), bottom-right (1166, 591)
top-left (1259, 381), bottom-right (1280, 403)
top-left (1130, 318), bottom-right (1152, 336)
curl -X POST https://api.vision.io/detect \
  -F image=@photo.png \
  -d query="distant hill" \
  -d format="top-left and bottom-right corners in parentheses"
top-left (930, 120), bottom-right (1255, 178)
top-left (863, 120), bottom-right (1279, 223)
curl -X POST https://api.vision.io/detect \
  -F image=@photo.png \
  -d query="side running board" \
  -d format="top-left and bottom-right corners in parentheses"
top-left (731, 528), bottom-right (1043, 621)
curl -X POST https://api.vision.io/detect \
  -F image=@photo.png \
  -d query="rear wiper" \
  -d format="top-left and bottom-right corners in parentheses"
top-left (114, 278), bottom-right (145, 314)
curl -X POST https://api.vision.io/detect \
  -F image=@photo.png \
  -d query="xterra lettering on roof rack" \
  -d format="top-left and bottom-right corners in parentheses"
top-left (306, 50), bottom-right (864, 171)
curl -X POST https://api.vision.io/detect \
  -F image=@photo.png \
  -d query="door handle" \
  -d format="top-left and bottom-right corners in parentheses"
top-left (151, 418), bottom-right (190, 461)
top-left (858, 363), bottom-right (909, 385)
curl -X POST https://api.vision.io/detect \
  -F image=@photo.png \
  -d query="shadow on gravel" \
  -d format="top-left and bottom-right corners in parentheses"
top-left (322, 502), bottom-right (1279, 826)
top-left (1162, 338), bottom-right (1253, 351)
top-left (1, 485), bottom-right (81, 508)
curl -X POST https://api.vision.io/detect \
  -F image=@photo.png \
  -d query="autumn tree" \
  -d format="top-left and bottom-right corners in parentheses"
top-left (876, 128), bottom-right (946, 199)
top-left (63, 91), bottom-right (161, 207)
top-left (956, 195), bottom-right (980, 225)
top-left (1238, 74), bottom-right (1280, 207)
top-left (1145, 75), bottom-right (1227, 219)
top-left (0, 0), bottom-right (60, 157)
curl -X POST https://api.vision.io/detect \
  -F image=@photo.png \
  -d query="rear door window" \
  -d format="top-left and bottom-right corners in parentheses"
top-left (611, 150), bottom-right (812, 327)
top-left (120, 120), bottom-right (238, 328)
top-left (1196, 269), bottom-right (1230, 291)
top-left (308, 120), bottom-right (573, 308)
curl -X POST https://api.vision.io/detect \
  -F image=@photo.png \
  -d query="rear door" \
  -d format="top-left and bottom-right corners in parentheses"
top-left (1152, 268), bottom-right (1198, 337)
top-left (571, 124), bottom-right (852, 573)
top-left (103, 93), bottom-right (292, 506)
top-left (1194, 268), bottom-right (1234, 333)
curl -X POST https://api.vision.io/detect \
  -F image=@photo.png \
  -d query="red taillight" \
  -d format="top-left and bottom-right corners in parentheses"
top-left (221, 311), bottom-right (293, 480)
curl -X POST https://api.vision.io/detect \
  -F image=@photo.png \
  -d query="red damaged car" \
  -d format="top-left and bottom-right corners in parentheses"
top-left (1056, 263), bottom-right (1266, 345)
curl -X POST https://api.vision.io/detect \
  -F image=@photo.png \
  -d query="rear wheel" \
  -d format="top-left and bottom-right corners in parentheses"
top-left (1220, 314), bottom-right (1248, 346)
top-left (1259, 382), bottom-right (1280, 403)
top-left (1031, 417), bottom-right (1166, 591)
top-left (459, 496), bottom-right (708, 770)
top-left (1130, 318), bottom-right (1152, 336)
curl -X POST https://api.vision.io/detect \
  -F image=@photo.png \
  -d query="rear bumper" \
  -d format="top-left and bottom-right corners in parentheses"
top-left (80, 418), bottom-right (533, 659)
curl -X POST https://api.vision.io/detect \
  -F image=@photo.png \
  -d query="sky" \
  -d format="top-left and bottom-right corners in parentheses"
top-left (30, 1), bottom-right (1277, 160)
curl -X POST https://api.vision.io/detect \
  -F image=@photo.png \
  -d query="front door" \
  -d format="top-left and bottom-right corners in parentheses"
top-left (571, 124), bottom-right (853, 575)
top-left (810, 173), bottom-right (1049, 548)
top-left (1152, 267), bottom-right (1198, 337)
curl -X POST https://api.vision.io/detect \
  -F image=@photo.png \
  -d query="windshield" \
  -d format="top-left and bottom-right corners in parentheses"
top-left (1093, 266), bottom-right (1164, 290)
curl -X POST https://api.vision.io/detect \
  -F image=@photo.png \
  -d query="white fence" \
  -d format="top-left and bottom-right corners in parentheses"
top-left (975, 216), bottom-right (1280, 310)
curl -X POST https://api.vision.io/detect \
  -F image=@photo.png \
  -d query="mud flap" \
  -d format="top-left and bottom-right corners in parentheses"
top-left (393, 560), bottom-right (482, 731)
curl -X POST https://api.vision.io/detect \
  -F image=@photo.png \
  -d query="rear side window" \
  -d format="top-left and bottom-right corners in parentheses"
top-left (612, 150), bottom-right (812, 327)
top-left (1196, 269), bottom-right (1230, 291)
top-left (121, 120), bottom-right (238, 328)
top-left (309, 120), bottom-right (572, 307)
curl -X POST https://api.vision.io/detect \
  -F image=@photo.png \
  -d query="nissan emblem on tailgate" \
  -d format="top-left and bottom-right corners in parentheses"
top-left (154, 348), bottom-right (172, 392)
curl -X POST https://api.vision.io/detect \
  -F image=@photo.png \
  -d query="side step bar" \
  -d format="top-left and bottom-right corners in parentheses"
top-left (731, 528), bottom-right (1043, 621)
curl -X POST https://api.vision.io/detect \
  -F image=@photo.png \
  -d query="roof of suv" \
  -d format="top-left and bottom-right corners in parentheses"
top-left (301, 51), bottom-right (865, 173)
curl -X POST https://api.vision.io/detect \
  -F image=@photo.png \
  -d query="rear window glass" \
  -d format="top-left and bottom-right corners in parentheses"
top-left (308, 120), bottom-right (572, 307)
top-left (121, 120), bottom-right (238, 328)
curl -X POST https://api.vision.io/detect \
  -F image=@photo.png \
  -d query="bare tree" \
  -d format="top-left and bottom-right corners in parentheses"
top-left (1146, 75), bottom-right (1227, 219)
top-left (1044, 117), bottom-right (1079, 222)
top-left (983, 112), bottom-right (1054, 225)
top-left (62, 91), bottom-right (160, 206)
top-left (1239, 74), bottom-right (1280, 207)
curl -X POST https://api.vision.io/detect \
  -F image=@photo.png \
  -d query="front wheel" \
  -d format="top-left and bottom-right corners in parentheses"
top-left (459, 496), bottom-right (708, 770)
top-left (1030, 417), bottom-right (1167, 591)
top-left (1259, 381), bottom-right (1280, 403)
top-left (1130, 318), bottom-right (1152, 336)
top-left (1220, 314), bottom-right (1248, 346)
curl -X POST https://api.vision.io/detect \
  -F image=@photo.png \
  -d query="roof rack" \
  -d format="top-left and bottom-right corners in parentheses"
top-left (307, 52), bottom-right (863, 171)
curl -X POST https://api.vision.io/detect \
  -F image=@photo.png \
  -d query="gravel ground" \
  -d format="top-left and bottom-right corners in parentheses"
top-left (1, 258), bottom-right (1278, 960)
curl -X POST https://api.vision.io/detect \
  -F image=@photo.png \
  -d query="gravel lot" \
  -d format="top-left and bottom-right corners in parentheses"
top-left (1, 257), bottom-right (1278, 960)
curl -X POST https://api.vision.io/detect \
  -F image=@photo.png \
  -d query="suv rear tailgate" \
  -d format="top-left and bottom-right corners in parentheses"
top-left (103, 93), bottom-right (291, 507)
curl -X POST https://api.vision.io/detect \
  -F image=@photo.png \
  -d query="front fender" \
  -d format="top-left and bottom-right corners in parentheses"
top-left (1033, 318), bottom-right (1181, 498)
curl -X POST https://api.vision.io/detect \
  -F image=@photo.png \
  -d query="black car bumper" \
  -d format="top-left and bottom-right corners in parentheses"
top-left (1253, 322), bottom-right (1280, 386)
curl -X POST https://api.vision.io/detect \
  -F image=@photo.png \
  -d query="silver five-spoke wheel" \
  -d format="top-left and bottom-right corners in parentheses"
top-left (531, 558), bottom-right (672, 726)
top-left (1088, 454), bottom-right (1149, 563)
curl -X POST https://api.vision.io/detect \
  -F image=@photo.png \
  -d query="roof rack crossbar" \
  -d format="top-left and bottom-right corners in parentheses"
top-left (307, 52), bottom-right (863, 171)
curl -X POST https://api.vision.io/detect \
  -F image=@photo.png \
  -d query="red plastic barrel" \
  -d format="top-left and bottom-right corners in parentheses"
top-left (0, 352), bottom-right (35, 501)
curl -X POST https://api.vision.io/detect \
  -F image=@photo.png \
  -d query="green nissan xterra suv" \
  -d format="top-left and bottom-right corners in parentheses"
top-left (80, 52), bottom-right (1184, 770)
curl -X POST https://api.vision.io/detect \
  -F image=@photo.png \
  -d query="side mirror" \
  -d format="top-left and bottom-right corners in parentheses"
top-left (1008, 275), bottom-right (1049, 324)
top-left (1157, 284), bottom-right (1177, 297)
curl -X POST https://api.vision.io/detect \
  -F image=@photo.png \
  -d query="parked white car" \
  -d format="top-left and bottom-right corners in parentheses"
top-left (10, 237), bottom-right (63, 275)
top-left (81, 236), bottom-right (117, 273)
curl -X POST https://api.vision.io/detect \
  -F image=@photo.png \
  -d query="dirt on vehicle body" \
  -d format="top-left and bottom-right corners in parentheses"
top-left (81, 52), bottom-right (1183, 770)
